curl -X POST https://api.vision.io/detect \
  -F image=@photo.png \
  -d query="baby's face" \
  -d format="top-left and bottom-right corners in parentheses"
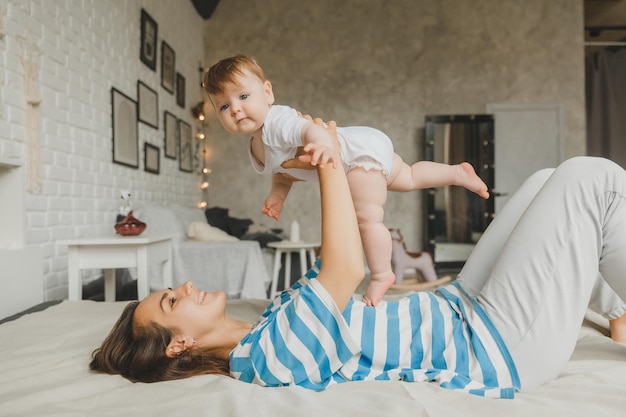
top-left (209, 69), bottom-right (274, 136)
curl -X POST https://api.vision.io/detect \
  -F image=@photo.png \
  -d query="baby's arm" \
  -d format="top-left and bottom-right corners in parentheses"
top-left (262, 173), bottom-right (294, 221)
top-left (299, 122), bottom-right (340, 169)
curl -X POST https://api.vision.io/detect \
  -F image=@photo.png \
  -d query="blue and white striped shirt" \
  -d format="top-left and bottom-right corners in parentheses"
top-left (230, 262), bottom-right (520, 398)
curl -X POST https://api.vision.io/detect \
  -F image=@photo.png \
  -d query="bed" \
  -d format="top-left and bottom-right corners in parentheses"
top-left (2, 296), bottom-right (626, 417)
top-left (132, 203), bottom-right (272, 299)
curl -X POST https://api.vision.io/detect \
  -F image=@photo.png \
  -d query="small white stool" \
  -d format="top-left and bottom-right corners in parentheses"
top-left (267, 240), bottom-right (319, 298)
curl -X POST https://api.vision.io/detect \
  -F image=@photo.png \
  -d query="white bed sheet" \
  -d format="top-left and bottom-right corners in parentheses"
top-left (175, 240), bottom-right (270, 299)
top-left (133, 203), bottom-right (271, 299)
top-left (1, 300), bottom-right (626, 417)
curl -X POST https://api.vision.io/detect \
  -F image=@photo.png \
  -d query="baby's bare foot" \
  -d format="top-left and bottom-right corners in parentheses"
top-left (363, 272), bottom-right (396, 307)
top-left (456, 162), bottom-right (490, 199)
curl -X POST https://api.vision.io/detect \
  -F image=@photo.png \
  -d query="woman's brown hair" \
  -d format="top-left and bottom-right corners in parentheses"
top-left (90, 301), bottom-right (230, 383)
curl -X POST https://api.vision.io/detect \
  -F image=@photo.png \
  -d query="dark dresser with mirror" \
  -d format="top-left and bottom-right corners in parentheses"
top-left (423, 114), bottom-right (495, 269)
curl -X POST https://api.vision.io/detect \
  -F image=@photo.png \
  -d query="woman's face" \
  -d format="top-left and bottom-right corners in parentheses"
top-left (134, 281), bottom-right (227, 344)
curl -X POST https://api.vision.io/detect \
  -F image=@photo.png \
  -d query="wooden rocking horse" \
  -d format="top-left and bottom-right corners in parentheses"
top-left (389, 228), bottom-right (451, 291)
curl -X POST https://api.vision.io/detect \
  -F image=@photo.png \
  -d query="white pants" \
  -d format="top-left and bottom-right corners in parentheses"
top-left (456, 156), bottom-right (626, 389)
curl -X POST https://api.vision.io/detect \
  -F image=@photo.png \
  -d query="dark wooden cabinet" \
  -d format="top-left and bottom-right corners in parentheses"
top-left (423, 114), bottom-right (495, 268)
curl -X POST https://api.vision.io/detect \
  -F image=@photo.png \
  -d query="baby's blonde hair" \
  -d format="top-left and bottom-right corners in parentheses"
top-left (203, 55), bottom-right (267, 95)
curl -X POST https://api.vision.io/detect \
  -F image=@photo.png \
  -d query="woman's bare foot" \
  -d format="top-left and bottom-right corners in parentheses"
top-left (609, 313), bottom-right (626, 343)
top-left (363, 271), bottom-right (396, 307)
top-left (456, 162), bottom-right (490, 199)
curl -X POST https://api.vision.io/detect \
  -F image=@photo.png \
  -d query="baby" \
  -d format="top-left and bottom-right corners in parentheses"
top-left (203, 55), bottom-right (489, 306)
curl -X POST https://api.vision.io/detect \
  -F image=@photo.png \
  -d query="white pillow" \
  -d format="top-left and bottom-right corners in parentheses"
top-left (187, 222), bottom-right (239, 242)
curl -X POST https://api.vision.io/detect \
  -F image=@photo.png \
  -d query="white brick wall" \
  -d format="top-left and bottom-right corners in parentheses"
top-left (1, 0), bottom-right (205, 300)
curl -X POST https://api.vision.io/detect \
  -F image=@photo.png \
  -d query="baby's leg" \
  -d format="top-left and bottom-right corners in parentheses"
top-left (387, 154), bottom-right (489, 199)
top-left (347, 168), bottom-right (395, 306)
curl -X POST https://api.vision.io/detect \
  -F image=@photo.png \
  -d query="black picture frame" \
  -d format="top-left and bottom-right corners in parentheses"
top-left (176, 72), bottom-right (186, 108)
top-left (140, 9), bottom-right (158, 71)
top-left (161, 41), bottom-right (175, 94)
top-left (164, 111), bottom-right (177, 159)
top-left (111, 88), bottom-right (139, 168)
top-left (178, 120), bottom-right (193, 172)
top-left (144, 143), bottom-right (160, 174)
top-left (137, 81), bottom-right (158, 128)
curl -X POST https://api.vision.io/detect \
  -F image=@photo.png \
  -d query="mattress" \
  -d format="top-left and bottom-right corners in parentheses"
top-left (1, 299), bottom-right (626, 417)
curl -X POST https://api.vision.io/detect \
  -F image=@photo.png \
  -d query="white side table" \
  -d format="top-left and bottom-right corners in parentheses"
top-left (58, 235), bottom-right (173, 301)
top-left (267, 240), bottom-right (319, 298)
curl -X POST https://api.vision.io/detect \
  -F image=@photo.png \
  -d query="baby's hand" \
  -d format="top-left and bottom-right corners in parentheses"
top-left (296, 112), bottom-right (340, 168)
top-left (262, 194), bottom-right (284, 221)
top-left (306, 143), bottom-right (338, 168)
top-left (281, 142), bottom-right (338, 170)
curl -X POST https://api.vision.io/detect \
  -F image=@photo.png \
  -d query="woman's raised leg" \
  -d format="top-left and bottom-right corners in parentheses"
top-left (474, 157), bottom-right (626, 388)
top-left (459, 165), bottom-right (626, 341)
top-left (457, 168), bottom-right (555, 295)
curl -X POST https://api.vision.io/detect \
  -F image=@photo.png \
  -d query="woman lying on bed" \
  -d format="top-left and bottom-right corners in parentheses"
top-left (91, 117), bottom-right (626, 398)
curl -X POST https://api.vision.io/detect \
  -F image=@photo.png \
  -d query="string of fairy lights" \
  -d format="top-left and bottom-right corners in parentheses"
top-left (192, 64), bottom-right (211, 209)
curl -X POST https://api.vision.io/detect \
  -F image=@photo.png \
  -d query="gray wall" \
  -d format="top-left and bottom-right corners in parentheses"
top-left (202, 0), bottom-right (585, 250)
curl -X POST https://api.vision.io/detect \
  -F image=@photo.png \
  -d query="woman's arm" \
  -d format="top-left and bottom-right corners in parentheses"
top-left (316, 137), bottom-right (365, 310)
top-left (284, 118), bottom-right (364, 311)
